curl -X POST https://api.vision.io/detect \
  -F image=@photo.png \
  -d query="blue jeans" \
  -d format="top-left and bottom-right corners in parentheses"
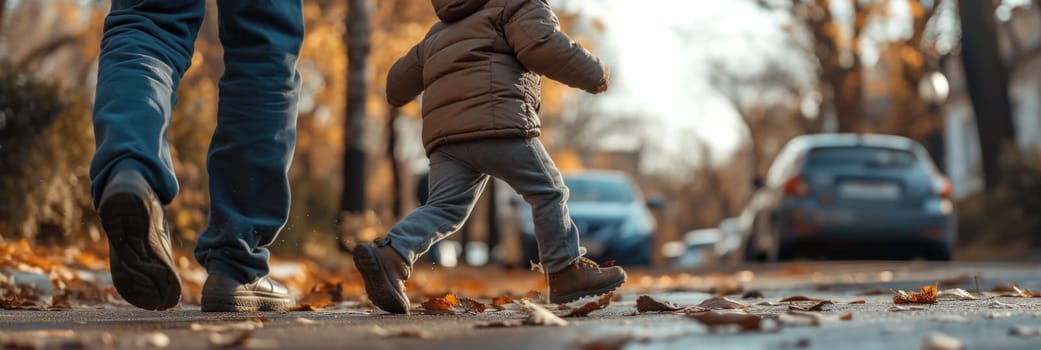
top-left (385, 138), bottom-right (585, 273)
top-left (89, 0), bottom-right (303, 283)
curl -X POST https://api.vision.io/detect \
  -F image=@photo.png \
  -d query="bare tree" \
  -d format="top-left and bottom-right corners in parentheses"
top-left (958, 0), bottom-right (1017, 188)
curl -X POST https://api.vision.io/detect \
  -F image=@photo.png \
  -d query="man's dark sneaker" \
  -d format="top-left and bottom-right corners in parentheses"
top-left (200, 273), bottom-right (294, 312)
top-left (353, 240), bottom-right (411, 314)
top-left (547, 257), bottom-right (627, 304)
top-left (98, 170), bottom-right (181, 310)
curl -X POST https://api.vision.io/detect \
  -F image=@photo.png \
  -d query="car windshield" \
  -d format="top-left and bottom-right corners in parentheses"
top-left (564, 177), bottom-right (634, 203)
top-left (806, 147), bottom-right (918, 168)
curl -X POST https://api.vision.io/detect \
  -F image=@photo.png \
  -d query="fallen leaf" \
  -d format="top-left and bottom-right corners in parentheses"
top-left (697, 296), bottom-right (747, 310)
top-left (520, 300), bottom-right (569, 326)
top-left (564, 301), bottom-right (602, 318)
top-left (921, 332), bottom-right (964, 350)
top-left (789, 301), bottom-right (830, 312)
top-left (889, 305), bottom-right (929, 312)
top-left (741, 290), bottom-right (764, 299)
top-left (754, 301), bottom-right (779, 306)
top-left (208, 330), bottom-right (252, 348)
top-left (991, 283), bottom-right (1017, 293)
top-left (687, 310), bottom-right (764, 331)
top-left (937, 288), bottom-right (976, 301)
top-left (988, 300), bottom-right (1017, 309)
top-left (635, 295), bottom-right (683, 313)
top-left (779, 296), bottom-right (828, 303)
top-left (458, 297), bottom-right (487, 314)
top-left (1009, 326), bottom-right (1041, 337)
top-left (597, 293), bottom-right (615, 307)
top-left (848, 300), bottom-right (866, 304)
top-left (421, 293), bottom-right (459, 313)
top-left (288, 300), bottom-right (332, 312)
top-left (492, 295), bottom-right (515, 306)
top-left (309, 282), bottom-right (344, 303)
top-left (892, 285), bottom-right (937, 304)
top-left (839, 312), bottom-right (853, 321)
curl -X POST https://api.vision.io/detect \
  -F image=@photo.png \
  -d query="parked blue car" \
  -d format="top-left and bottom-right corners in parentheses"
top-left (516, 170), bottom-right (658, 266)
top-left (741, 134), bottom-right (955, 261)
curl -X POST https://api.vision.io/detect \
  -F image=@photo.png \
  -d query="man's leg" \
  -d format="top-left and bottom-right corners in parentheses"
top-left (355, 144), bottom-right (489, 313)
top-left (89, 0), bottom-right (205, 310)
top-left (194, 0), bottom-right (303, 312)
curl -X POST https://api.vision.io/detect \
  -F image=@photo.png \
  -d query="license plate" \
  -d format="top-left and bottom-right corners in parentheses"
top-left (839, 181), bottom-right (901, 200)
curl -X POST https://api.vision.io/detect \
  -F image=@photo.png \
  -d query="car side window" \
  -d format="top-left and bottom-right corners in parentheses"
top-left (766, 142), bottom-right (801, 188)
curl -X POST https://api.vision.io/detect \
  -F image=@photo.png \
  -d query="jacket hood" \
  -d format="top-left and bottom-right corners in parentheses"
top-left (432, 0), bottom-right (489, 22)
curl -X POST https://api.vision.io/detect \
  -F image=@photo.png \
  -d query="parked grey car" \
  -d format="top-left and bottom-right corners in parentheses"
top-left (741, 134), bottom-right (955, 261)
top-left (516, 170), bottom-right (658, 266)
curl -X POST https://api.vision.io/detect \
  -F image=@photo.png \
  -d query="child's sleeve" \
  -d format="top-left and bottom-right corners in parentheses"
top-left (502, 0), bottom-right (606, 93)
top-left (386, 44), bottom-right (425, 107)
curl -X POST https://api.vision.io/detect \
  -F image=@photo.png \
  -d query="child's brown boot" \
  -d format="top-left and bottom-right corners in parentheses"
top-left (547, 257), bottom-right (626, 304)
top-left (354, 240), bottom-right (412, 313)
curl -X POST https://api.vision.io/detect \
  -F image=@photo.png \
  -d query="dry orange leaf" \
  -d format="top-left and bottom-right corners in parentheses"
top-left (492, 295), bottom-right (515, 306)
top-left (849, 300), bottom-right (866, 304)
top-left (839, 312), bottom-right (853, 321)
top-left (635, 295), bottom-right (683, 313)
top-left (459, 297), bottom-right (487, 314)
top-left (564, 301), bottom-right (602, 318)
top-left (893, 285), bottom-right (938, 304)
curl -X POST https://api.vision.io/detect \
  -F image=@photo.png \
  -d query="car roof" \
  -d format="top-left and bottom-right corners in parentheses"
top-left (790, 133), bottom-right (920, 151)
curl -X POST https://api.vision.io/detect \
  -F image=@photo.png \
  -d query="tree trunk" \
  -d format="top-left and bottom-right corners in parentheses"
top-left (386, 106), bottom-right (403, 218)
top-left (338, 0), bottom-right (372, 250)
top-left (958, 0), bottom-right (1017, 188)
top-left (0, 0), bottom-right (7, 36)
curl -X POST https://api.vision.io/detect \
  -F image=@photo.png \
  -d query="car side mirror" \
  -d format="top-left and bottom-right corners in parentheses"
top-left (646, 196), bottom-right (665, 210)
top-left (752, 177), bottom-right (765, 190)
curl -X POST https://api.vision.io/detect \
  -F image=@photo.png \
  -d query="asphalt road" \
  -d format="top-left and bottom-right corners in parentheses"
top-left (3, 261), bottom-right (1041, 350)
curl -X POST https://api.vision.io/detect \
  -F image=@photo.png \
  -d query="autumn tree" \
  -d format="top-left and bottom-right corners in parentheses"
top-left (958, 0), bottom-right (1017, 188)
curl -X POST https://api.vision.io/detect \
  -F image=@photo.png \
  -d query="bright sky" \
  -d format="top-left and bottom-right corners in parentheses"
top-left (555, 0), bottom-right (812, 178)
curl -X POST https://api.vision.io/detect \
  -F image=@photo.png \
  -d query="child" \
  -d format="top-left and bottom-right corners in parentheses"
top-left (354, 0), bottom-right (625, 314)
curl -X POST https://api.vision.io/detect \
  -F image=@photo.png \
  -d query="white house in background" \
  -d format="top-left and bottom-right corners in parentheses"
top-left (943, 5), bottom-right (1041, 199)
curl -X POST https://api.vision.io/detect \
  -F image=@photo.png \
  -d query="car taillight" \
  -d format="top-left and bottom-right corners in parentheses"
top-left (934, 178), bottom-right (952, 198)
top-left (783, 175), bottom-right (809, 197)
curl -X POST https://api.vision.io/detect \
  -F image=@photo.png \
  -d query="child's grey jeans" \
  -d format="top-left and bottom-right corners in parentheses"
top-left (384, 137), bottom-right (585, 273)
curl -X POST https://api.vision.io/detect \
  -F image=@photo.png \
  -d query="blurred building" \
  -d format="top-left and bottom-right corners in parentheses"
top-left (943, 5), bottom-right (1041, 199)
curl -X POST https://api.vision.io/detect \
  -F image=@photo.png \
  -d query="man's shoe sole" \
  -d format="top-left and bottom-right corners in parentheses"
top-left (99, 192), bottom-right (181, 310)
top-left (201, 292), bottom-right (293, 312)
top-left (353, 244), bottom-right (410, 314)
top-left (549, 273), bottom-right (627, 304)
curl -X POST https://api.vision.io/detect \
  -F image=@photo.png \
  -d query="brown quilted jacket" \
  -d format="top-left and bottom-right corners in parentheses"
top-left (386, 0), bottom-right (607, 153)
